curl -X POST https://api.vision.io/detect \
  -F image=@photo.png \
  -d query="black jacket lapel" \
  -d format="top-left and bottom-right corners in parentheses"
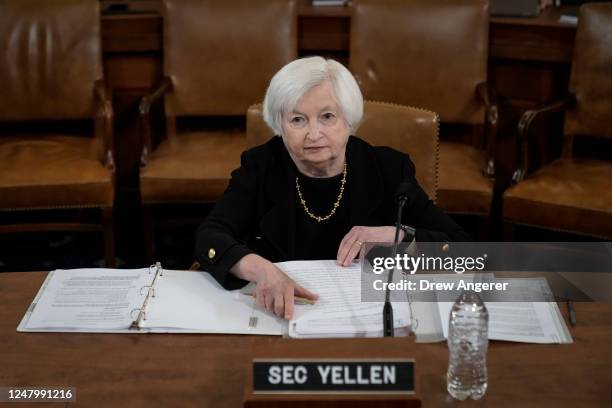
top-left (259, 139), bottom-right (297, 260)
top-left (346, 136), bottom-right (384, 227)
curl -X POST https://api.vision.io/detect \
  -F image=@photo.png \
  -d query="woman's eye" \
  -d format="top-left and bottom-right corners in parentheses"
top-left (320, 112), bottom-right (337, 124)
top-left (291, 116), bottom-right (305, 124)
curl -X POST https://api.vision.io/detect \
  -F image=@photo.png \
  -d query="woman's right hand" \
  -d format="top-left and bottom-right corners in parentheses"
top-left (230, 254), bottom-right (318, 319)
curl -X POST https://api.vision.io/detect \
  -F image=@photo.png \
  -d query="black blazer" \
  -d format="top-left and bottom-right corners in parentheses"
top-left (195, 136), bottom-right (468, 289)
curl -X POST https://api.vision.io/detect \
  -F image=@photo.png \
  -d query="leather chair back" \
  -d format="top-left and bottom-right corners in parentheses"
top-left (349, 0), bottom-right (488, 125)
top-left (246, 104), bottom-right (274, 149)
top-left (247, 101), bottom-right (439, 201)
top-left (163, 0), bottom-right (297, 117)
top-left (565, 3), bottom-right (612, 140)
top-left (0, 0), bottom-right (102, 121)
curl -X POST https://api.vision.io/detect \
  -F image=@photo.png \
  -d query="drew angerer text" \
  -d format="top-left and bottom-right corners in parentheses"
top-left (373, 278), bottom-right (509, 293)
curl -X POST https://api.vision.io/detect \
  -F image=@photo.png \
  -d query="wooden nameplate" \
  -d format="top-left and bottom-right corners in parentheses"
top-left (243, 337), bottom-right (421, 408)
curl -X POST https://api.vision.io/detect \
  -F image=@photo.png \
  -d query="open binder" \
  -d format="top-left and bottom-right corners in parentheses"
top-left (18, 263), bottom-right (284, 335)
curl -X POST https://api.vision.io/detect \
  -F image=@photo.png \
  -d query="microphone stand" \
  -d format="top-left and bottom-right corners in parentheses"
top-left (383, 194), bottom-right (408, 337)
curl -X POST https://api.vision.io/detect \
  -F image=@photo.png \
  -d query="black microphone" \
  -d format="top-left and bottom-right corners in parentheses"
top-left (383, 182), bottom-right (412, 337)
top-left (396, 181), bottom-right (411, 207)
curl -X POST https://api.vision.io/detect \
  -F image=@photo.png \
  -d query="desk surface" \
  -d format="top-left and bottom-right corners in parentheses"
top-left (1, 272), bottom-right (610, 407)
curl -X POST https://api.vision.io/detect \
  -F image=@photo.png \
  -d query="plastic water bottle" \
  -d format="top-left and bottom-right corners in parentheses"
top-left (446, 290), bottom-right (489, 400)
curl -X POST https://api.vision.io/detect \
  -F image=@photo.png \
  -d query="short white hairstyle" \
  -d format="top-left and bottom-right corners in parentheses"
top-left (263, 56), bottom-right (364, 136)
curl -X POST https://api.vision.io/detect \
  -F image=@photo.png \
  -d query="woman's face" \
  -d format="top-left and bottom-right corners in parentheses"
top-left (281, 81), bottom-right (350, 177)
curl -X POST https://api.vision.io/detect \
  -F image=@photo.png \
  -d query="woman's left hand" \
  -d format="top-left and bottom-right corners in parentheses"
top-left (336, 226), bottom-right (404, 267)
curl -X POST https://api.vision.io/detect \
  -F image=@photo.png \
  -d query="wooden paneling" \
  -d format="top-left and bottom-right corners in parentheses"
top-left (101, 8), bottom-right (164, 195)
top-left (104, 54), bottom-right (162, 90)
top-left (299, 16), bottom-right (350, 53)
top-left (298, 1), bottom-right (350, 56)
top-left (490, 8), bottom-right (576, 63)
top-left (101, 13), bottom-right (162, 53)
top-left (491, 61), bottom-right (571, 105)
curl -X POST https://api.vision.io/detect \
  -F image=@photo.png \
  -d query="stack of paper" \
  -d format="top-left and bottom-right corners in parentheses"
top-left (434, 276), bottom-right (573, 344)
top-left (21, 268), bottom-right (155, 332)
top-left (278, 261), bottom-right (412, 338)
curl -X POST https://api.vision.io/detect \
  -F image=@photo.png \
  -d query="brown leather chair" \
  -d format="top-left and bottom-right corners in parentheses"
top-left (138, 0), bottom-right (297, 259)
top-left (247, 101), bottom-right (440, 201)
top-left (0, 0), bottom-right (115, 265)
top-left (349, 0), bottom-right (497, 219)
top-left (503, 3), bottom-right (612, 239)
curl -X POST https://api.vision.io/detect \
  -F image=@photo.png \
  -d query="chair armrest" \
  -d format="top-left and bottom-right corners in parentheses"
top-left (476, 82), bottom-right (498, 178)
top-left (139, 77), bottom-right (173, 166)
top-left (512, 95), bottom-right (575, 184)
top-left (94, 79), bottom-right (115, 171)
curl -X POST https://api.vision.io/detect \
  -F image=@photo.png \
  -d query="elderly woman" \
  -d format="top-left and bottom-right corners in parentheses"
top-left (195, 56), bottom-right (468, 319)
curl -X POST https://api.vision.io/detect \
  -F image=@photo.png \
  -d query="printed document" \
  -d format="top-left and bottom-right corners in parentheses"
top-left (24, 268), bottom-right (154, 330)
top-left (141, 269), bottom-right (283, 335)
top-left (436, 277), bottom-right (573, 344)
top-left (277, 260), bottom-right (412, 338)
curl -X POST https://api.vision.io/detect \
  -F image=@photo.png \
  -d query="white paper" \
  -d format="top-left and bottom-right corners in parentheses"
top-left (559, 15), bottom-right (578, 25)
top-left (409, 301), bottom-right (446, 343)
top-left (141, 270), bottom-right (284, 335)
top-left (276, 260), bottom-right (411, 338)
top-left (24, 268), bottom-right (154, 330)
top-left (436, 277), bottom-right (573, 344)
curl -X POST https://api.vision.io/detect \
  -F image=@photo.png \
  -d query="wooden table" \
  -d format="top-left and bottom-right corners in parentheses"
top-left (1, 272), bottom-right (611, 407)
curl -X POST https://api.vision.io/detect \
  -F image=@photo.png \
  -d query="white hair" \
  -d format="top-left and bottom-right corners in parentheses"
top-left (263, 56), bottom-right (364, 136)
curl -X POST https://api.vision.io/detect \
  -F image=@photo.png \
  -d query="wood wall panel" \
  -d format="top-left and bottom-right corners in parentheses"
top-left (104, 55), bottom-right (162, 91)
top-left (102, 13), bottom-right (162, 53)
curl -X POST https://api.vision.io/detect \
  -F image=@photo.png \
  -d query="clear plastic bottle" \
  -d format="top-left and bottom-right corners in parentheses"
top-left (446, 290), bottom-right (489, 400)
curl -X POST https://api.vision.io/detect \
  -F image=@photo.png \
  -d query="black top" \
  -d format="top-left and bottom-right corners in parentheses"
top-left (294, 171), bottom-right (350, 261)
top-left (195, 136), bottom-right (469, 289)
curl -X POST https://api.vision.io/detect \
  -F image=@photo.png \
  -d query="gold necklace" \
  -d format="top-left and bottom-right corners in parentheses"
top-left (295, 162), bottom-right (347, 222)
